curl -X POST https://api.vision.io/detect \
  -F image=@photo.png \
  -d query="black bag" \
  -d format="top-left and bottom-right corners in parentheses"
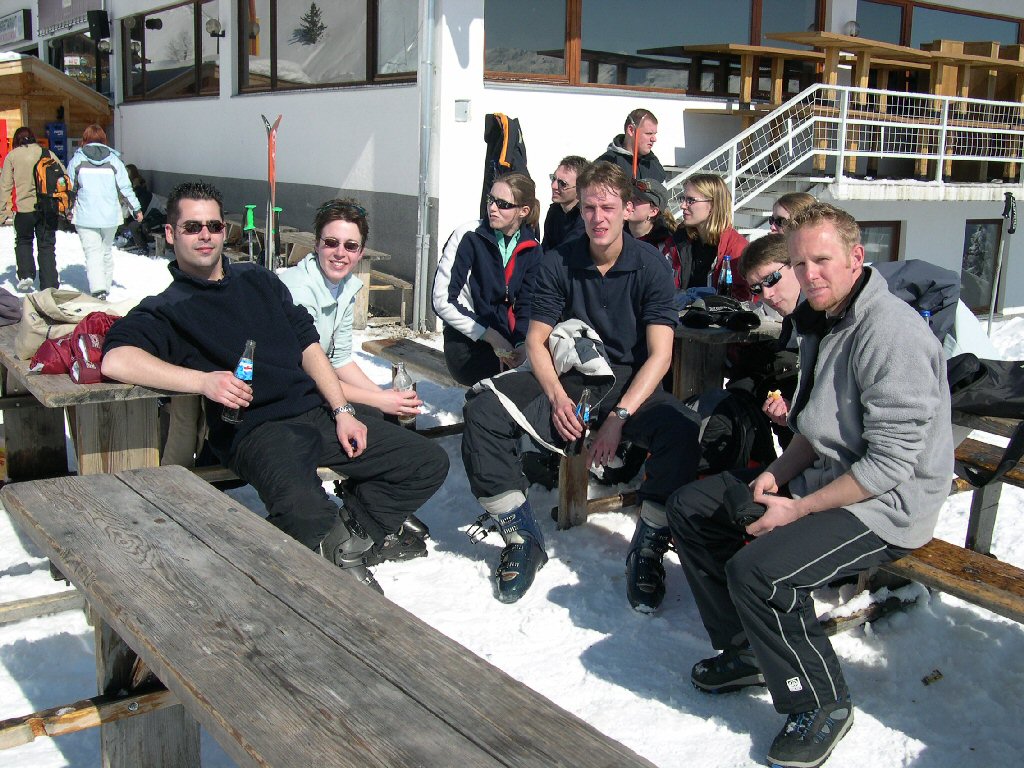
top-left (947, 353), bottom-right (1024, 486)
top-left (33, 148), bottom-right (72, 218)
top-left (686, 386), bottom-right (777, 476)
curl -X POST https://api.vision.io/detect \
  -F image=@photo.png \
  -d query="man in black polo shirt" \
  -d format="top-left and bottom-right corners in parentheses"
top-left (541, 154), bottom-right (587, 250)
top-left (461, 161), bottom-right (700, 604)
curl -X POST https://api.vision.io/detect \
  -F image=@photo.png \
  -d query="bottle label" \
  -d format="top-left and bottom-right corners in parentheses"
top-left (234, 357), bottom-right (254, 382)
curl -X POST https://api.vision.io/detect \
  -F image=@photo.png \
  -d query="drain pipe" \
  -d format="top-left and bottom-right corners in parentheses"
top-left (412, 0), bottom-right (437, 332)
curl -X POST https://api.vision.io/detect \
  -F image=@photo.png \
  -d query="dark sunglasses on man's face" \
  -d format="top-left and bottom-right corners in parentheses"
top-left (486, 194), bottom-right (519, 210)
top-left (768, 215), bottom-right (789, 228)
top-left (749, 268), bottom-right (787, 295)
top-left (549, 174), bottom-right (575, 191)
top-left (320, 237), bottom-right (363, 253)
top-left (178, 220), bottom-right (226, 235)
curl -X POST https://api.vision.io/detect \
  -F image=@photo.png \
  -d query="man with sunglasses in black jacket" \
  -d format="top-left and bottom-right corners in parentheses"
top-left (102, 181), bottom-right (449, 594)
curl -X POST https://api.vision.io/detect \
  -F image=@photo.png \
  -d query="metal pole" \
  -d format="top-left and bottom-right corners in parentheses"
top-left (412, 0), bottom-right (436, 333)
top-left (987, 192), bottom-right (1017, 336)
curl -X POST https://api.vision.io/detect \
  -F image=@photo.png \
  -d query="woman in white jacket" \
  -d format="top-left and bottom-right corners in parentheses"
top-left (66, 124), bottom-right (143, 299)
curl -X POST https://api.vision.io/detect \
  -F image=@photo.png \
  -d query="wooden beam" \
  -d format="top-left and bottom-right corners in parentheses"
top-left (0, 689), bottom-right (176, 750)
top-left (0, 590), bottom-right (85, 627)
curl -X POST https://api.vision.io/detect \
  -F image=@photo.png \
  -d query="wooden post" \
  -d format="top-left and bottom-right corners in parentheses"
top-left (556, 453), bottom-right (590, 529)
top-left (0, 367), bottom-right (68, 481)
top-left (95, 619), bottom-right (199, 768)
top-left (72, 400), bottom-right (160, 475)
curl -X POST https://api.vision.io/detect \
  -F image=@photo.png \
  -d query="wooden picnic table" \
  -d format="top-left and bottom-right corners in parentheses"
top-left (672, 317), bottom-right (784, 401)
top-left (0, 323), bottom-right (175, 479)
top-left (0, 465), bottom-right (657, 768)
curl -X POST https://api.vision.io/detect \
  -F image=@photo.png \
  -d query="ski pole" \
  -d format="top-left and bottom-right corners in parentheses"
top-left (987, 191), bottom-right (1016, 336)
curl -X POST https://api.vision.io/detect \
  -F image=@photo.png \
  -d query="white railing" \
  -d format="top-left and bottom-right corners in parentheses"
top-left (666, 83), bottom-right (1024, 215)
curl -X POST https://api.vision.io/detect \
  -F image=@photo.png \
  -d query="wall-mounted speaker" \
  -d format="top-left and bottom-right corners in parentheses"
top-left (87, 10), bottom-right (110, 41)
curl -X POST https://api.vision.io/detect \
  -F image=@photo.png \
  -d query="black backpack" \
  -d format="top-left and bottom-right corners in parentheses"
top-left (33, 148), bottom-right (72, 217)
top-left (685, 384), bottom-right (778, 476)
top-left (947, 353), bottom-right (1024, 486)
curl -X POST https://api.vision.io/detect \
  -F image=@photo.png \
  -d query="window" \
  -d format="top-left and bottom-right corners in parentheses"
top-left (238, 0), bottom-right (416, 92)
top-left (50, 33), bottom-right (111, 98)
top-left (860, 221), bottom-right (901, 263)
top-left (485, 0), bottom-right (820, 97)
top-left (856, 1), bottom-right (1022, 48)
top-left (961, 219), bottom-right (1003, 313)
top-left (122, 1), bottom-right (219, 101)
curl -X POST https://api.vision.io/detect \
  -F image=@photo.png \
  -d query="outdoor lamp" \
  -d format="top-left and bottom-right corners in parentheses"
top-left (206, 18), bottom-right (226, 38)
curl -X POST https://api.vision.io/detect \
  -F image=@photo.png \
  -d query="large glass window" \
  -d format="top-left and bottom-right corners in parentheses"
top-left (485, 0), bottom-right (567, 77)
top-left (856, 1), bottom-right (903, 45)
top-left (239, 0), bottom-right (416, 92)
top-left (121, 1), bottom-right (219, 101)
top-left (484, 0), bottom-right (823, 97)
top-left (50, 32), bottom-right (111, 98)
top-left (910, 6), bottom-right (1020, 49)
top-left (860, 221), bottom-right (901, 263)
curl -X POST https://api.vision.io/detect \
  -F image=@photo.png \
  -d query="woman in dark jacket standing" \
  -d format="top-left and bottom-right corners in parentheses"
top-left (432, 173), bottom-right (543, 386)
top-left (0, 127), bottom-right (65, 292)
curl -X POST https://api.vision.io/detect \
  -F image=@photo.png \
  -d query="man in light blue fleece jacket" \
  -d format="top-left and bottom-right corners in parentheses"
top-left (666, 203), bottom-right (953, 768)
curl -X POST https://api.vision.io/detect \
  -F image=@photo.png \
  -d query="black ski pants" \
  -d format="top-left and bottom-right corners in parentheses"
top-left (462, 369), bottom-right (701, 505)
top-left (14, 208), bottom-right (59, 289)
top-left (667, 472), bottom-right (910, 714)
top-left (228, 405), bottom-right (449, 549)
top-left (443, 325), bottom-right (502, 387)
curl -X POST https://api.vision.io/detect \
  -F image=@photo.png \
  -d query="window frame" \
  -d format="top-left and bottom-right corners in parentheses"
top-left (120, 0), bottom-right (219, 103)
top-left (483, 0), bottom-right (825, 97)
top-left (859, 220), bottom-right (902, 263)
top-left (856, 0), bottom-right (1024, 48)
top-left (961, 218), bottom-right (1004, 314)
top-left (236, 0), bottom-right (416, 94)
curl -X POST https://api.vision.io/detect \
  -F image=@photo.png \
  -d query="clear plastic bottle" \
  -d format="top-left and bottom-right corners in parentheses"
top-left (565, 388), bottom-right (592, 456)
top-left (392, 362), bottom-right (416, 429)
top-left (222, 339), bottom-right (255, 424)
top-left (718, 255), bottom-right (734, 297)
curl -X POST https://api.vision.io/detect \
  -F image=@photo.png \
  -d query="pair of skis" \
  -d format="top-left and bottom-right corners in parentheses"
top-left (261, 114), bottom-right (282, 270)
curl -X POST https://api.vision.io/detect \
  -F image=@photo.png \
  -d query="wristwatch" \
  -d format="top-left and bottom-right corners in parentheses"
top-left (332, 404), bottom-right (356, 418)
top-left (612, 406), bottom-right (631, 421)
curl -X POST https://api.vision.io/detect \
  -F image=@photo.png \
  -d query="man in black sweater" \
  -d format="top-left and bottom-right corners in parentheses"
top-left (102, 181), bottom-right (449, 592)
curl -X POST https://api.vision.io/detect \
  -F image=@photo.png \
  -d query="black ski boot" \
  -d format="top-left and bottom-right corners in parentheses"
top-left (319, 512), bottom-right (382, 594)
top-left (363, 523), bottom-right (427, 566)
top-left (493, 501), bottom-right (548, 604)
top-left (402, 514), bottom-right (431, 540)
top-left (625, 516), bottom-right (672, 614)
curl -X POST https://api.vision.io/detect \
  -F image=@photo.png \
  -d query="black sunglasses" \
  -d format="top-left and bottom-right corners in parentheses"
top-left (768, 215), bottom-right (789, 229)
top-left (486, 194), bottom-right (519, 211)
top-left (321, 237), bottom-right (362, 253)
top-left (749, 267), bottom-right (788, 294)
top-left (178, 220), bottom-right (226, 235)
top-left (549, 174), bottom-right (575, 191)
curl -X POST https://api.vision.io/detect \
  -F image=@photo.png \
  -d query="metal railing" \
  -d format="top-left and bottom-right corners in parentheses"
top-left (666, 83), bottom-right (1024, 216)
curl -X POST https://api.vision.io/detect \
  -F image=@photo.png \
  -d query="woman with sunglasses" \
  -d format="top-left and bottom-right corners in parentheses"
top-left (673, 173), bottom-right (751, 300)
top-left (66, 124), bottom-right (145, 299)
top-left (279, 198), bottom-right (433, 562)
top-left (432, 173), bottom-right (543, 386)
top-left (768, 192), bottom-right (816, 233)
top-left (626, 178), bottom-right (681, 287)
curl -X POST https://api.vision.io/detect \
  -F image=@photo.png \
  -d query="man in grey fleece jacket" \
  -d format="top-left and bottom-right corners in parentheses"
top-left (666, 203), bottom-right (953, 768)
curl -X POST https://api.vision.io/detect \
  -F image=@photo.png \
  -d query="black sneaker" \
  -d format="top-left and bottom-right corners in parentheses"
top-left (363, 525), bottom-right (427, 566)
top-left (691, 647), bottom-right (766, 694)
top-left (625, 518), bottom-right (672, 613)
top-left (766, 697), bottom-right (854, 768)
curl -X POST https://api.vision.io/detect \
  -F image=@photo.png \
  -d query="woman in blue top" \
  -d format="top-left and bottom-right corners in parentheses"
top-left (432, 173), bottom-right (543, 386)
top-left (279, 198), bottom-right (423, 419)
top-left (66, 124), bottom-right (143, 299)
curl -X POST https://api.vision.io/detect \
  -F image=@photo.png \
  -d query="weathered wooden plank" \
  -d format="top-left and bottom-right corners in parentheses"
top-left (72, 400), bottom-right (161, 475)
top-left (0, 590), bottom-right (85, 626)
top-left (1, 364), bottom-right (68, 481)
top-left (881, 538), bottom-right (1024, 624)
top-left (0, 472), bottom-right (516, 768)
top-left (127, 466), bottom-right (657, 768)
top-left (954, 437), bottom-right (1024, 488)
top-left (951, 411), bottom-right (1021, 439)
top-left (361, 338), bottom-right (461, 388)
top-left (0, 689), bottom-right (175, 750)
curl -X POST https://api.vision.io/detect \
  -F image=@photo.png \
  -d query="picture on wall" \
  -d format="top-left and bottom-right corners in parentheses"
top-left (960, 219), bottom-right (1003, 313)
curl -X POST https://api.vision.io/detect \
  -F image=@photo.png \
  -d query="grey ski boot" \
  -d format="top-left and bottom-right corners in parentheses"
top-left (319, 511), bottom-right (382, 594)
top-left (492, 500), bottom-right (548, 604)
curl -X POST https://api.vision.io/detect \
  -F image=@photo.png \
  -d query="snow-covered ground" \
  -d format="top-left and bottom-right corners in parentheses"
top-left (2, 229), bottom-right (1023, 767)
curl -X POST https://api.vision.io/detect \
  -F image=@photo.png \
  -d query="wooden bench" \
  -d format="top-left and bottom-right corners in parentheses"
top-left (368, 268), bottom-right (413, 327)
top-left (872, 415), bottom-right (1024, 624)
top-left (0, 466), bottom-right (656, 767)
